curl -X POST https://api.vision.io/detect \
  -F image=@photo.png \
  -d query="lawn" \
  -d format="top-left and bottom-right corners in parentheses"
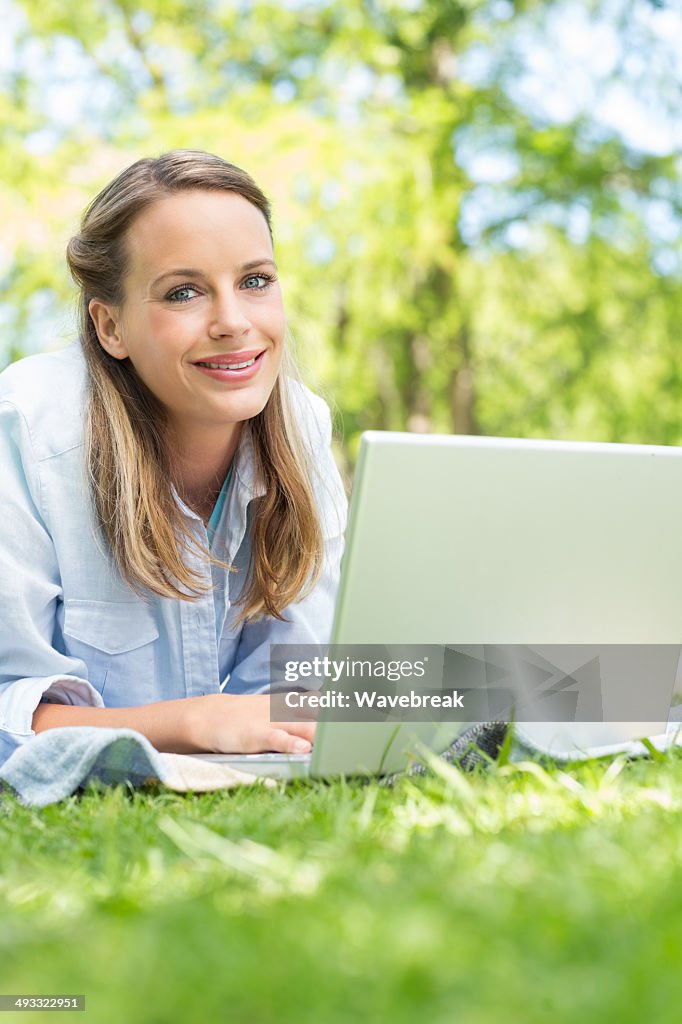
top-left (2, 749), bottom-right (682, 1023)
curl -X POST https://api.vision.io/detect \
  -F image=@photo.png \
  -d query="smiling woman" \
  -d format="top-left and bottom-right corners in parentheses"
top-left (0, 150), bottom-right (347, 764)
top-left (88, 189), bottom-right (287, 531)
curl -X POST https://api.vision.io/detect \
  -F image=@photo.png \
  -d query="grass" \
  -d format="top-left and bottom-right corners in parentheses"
top-left (2, 750), bottom-right (682, 1023)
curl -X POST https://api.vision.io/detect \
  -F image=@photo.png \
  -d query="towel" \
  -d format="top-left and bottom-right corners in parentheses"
top-left (0, 727), bottom-right (272, 807)
top-left (2, 718), bottom-right (680, 808)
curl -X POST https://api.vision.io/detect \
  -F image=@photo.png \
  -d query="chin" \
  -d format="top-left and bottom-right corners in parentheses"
top-left (220, 394), bottom-right (273, 425)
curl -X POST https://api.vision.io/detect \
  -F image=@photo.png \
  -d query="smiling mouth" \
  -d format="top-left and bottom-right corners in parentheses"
top-left (195, 356), bottom-right (258, 370)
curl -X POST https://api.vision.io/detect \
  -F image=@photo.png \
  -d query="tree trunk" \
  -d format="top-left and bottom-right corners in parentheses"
top-left (451, 324), bottom-right (478, 435)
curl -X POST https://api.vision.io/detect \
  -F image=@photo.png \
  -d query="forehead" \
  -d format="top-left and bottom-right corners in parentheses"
top-left (124, 190), bottom-right (273, 276)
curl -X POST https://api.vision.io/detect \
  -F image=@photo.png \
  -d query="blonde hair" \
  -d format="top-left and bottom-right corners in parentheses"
top-left (66, 149), bottom-right (324, 621)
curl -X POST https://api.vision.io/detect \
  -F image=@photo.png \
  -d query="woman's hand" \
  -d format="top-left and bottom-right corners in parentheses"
top-left (31, 692), bottom-right (315, 756)
top-left (185, 693), bottom-right (316, 755)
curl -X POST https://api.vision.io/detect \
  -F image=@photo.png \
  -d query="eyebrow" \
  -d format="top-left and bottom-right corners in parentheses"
top-left (151, 258), bottom-right (277, 288)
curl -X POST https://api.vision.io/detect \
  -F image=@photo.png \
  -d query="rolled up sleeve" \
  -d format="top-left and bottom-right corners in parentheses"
top-left (0, 401), bottom-right (104, 762)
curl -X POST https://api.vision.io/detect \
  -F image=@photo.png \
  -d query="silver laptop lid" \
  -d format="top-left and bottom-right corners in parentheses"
top-left (325, 431), bottom-right (682, 757)
top-left (332, 431), bottom-right (682, 645)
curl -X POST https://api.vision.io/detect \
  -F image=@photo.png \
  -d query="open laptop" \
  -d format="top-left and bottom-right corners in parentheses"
top-left (191, 431), bottom-right (682, 777)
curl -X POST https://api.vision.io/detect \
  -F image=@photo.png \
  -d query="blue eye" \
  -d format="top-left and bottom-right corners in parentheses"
top-left (243, 273), bottom-right (274, 290)
top-left (167, 285), bottom-right (199, 303)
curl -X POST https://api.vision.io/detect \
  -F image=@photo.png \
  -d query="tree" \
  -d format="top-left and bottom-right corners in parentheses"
top-left (1, 0), bottom-right (680, 465)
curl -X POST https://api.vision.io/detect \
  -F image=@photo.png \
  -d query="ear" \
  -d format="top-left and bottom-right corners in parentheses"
top-left (88, 298), bottom-right (129, 360)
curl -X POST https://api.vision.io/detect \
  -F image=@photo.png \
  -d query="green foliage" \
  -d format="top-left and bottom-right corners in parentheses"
top-left (1, 0), bottom-right (680, 463)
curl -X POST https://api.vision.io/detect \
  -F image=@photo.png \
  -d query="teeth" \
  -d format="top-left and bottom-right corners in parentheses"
top-left (197, 357), bottom-right (257, 370)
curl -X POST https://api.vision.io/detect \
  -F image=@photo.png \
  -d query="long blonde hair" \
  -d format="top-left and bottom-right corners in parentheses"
top-left (66, 150), bottom-right (324, 621)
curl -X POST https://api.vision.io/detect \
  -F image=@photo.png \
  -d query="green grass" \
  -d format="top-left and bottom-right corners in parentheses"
top-left (2, 751), bottom-right (682, 1023)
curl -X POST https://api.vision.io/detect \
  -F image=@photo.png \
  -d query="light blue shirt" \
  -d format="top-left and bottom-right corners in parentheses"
top-left (207, 465), bottom-right (233, 548)
top-left (0, 345), bottom-right (347, 765)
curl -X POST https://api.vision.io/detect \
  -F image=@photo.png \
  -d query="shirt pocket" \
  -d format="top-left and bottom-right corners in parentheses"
top-left (62, 599), bottom-right (160, 699)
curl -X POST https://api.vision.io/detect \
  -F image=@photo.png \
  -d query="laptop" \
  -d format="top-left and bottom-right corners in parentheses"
top-left (191, 431), bottom-right (682, 777)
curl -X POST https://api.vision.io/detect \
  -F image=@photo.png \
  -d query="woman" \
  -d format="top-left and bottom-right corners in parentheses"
top-left (0, 150), bottom-right (347, 765)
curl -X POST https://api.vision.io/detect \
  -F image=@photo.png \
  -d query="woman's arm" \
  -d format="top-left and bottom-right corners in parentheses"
top-left (0, 395), bottom-right (313, 760)
top-left (31, 694), bottom-right (315, 754)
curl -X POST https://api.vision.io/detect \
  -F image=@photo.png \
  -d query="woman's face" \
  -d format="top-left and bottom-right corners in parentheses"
top-left (91, 189), bottom-right (285, 445)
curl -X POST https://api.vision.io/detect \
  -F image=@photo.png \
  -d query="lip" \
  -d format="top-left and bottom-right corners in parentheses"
top-left (191, 350), bottom-right (265, 365)
top-left (191, 349), bottom-right (266, 383)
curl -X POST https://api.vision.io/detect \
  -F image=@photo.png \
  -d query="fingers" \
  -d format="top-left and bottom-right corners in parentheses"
top-left (265, 727), bottom-right (313, 754)
top-left (208, 694), bottom-right (317, 754)
top-left (271, 720), bottom-right (316, 743)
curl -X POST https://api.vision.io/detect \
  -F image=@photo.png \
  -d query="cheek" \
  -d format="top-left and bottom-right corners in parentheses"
top-left (259, 297), bottom-right (286, 337)
top-left (147, 307), bottom-right (182, 341)
top-left (123, 314), bottom-right (173, 384)
top-left (138, 310), bottom-right (191, 367)
top-left (268, 329), bottom-right (286, 376)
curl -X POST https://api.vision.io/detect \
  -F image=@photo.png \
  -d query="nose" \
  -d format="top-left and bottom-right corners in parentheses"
top-left (208, 289), bottom-right (251, 340)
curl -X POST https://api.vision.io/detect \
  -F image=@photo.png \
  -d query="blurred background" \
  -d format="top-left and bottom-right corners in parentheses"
top-left (1, 0), bottom-right (680, 473)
